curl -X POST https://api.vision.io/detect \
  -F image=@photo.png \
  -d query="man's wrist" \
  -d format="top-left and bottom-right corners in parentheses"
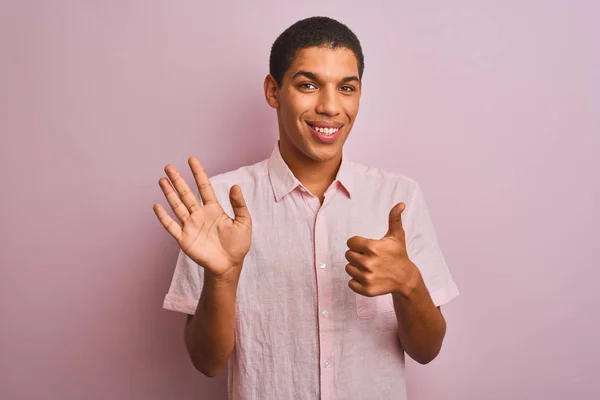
top-left (392, 263), bottom-right (425, 300)
top-left (206, 265), bottom-right (242, 288)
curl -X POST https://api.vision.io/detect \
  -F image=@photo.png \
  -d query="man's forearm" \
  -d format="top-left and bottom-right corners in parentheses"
top-left (392, 267), bottom-right (446, 364)
top-left (185, 270), bottom-right (240, 377)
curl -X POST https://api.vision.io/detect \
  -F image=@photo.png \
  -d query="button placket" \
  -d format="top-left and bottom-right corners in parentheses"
top-left (314, 208), bottom-right (334, 400)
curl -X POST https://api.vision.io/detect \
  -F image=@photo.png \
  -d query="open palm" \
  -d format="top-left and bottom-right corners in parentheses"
top-left (153, 157), bottom-right (252, 277)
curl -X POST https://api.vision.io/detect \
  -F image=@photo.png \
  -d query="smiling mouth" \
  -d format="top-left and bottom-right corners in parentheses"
top-left (306, 122), bottom-right (343, 136)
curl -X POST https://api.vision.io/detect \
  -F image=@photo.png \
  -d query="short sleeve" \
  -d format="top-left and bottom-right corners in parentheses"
top-left (163, 250), bottom-right (204, 315)
top-left (403, 183), bottom-right (459, 307)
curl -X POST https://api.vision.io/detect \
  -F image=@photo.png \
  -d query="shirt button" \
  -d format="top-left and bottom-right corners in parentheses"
top-left (324, 360), bottom-right (331, 368)
top-left (321, 311), bottom-right (329, 318)
top-left (319, 262), bottom-right (326, 269)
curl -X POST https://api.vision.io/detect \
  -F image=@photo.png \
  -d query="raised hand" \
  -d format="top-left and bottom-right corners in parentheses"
top-left (345, 202), bottom-right (421, 297)
top-left (153, 157), bottom-right (252, 279)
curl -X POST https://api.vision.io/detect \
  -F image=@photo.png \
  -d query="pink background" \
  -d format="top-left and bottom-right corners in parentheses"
top-left (1, 1), bottom-right (599, 399)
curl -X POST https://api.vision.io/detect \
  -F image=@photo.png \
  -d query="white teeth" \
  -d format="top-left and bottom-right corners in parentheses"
top-left (313, 126), bottom-right (339, 135)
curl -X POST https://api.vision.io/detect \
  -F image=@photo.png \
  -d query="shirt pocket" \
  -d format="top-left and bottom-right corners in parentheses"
top-left (355, 293), bottom-right (395, 319)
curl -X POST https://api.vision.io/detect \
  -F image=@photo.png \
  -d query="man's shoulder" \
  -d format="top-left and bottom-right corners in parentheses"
top-left (208, 158), bottom-right (269, 191)
top-left (348, 160), bottom-right (420, 193)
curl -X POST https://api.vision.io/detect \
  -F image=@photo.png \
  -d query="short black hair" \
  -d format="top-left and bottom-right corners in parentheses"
top-left (269, 16), bottom-right (364, 87)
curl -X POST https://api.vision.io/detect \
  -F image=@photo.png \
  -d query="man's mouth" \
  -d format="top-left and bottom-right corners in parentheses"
top-left (306, 122), bottom-right (343, 136)
top-left (305, 121), bottom-right (344, 143)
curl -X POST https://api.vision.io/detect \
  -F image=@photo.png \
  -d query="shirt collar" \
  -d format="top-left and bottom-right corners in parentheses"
top-left (267, 142), bottom-right (354, 202)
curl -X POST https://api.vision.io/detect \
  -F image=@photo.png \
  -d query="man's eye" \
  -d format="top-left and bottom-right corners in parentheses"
top-left (340, 85), bottom-right (355, 92)
top-left (300, 83), bottom-right (317, 90)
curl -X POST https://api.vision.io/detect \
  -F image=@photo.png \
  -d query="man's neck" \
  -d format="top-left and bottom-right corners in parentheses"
top-left (278, 140), bottom-right (341, 202)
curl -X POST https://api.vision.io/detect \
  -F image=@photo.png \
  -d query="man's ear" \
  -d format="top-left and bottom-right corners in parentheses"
top-left (264, 74), bottom-right (280, 109)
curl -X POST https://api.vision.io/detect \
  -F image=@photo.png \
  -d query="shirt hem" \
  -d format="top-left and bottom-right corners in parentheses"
top-left (163, 294), bottom-right (198, 315)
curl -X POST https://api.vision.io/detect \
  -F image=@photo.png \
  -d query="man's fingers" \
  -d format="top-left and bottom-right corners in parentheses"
top-left (164, 165), bottom-right (201, 213)
top-left (158, 178), bottom-right (190, 223)
top-left (347, 235), bottom-right (372, 254)
top-left (153, 204), bottom-right (182, 240)
top-left (348, 279), bottom-right (368, 296)
top-left (229, 185), bottom-right (252, 228)
top-left (345, 250), bottom-right (368, 270)
top-left (189, 157), bottom-right (218, 205)
top-left (345, 263), bottom-right (365, 282)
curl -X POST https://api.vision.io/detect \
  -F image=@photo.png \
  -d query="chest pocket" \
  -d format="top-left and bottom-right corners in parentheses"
top-left (330, 195), bottom-right (398, 320)
top-left (355, 293), bottom-right (395, 319)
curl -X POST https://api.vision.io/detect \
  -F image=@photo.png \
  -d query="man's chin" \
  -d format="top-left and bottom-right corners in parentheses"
top-left (280, 132), bottom-right (344, 163)
top-left (305, 142), bottom-right (343, 163)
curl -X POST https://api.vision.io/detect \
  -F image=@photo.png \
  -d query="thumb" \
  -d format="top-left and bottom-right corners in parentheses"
top-left (229, 185), bottom-right (252, 228)
top-left (385, 202), bottom-right (406, 239)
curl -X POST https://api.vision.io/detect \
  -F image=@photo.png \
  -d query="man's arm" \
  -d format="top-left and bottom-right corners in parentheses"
top-left (152, 157), bottom-right (251, 377)
top-left (345, 202), bottom-right (449, 365)
top-left (184, 270), bottom-right (240, 377)
top-left (392, 268), bottom-right (446, 364)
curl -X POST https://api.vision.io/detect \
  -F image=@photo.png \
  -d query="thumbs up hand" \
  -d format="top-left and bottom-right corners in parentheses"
top-left (345, 202), bottom-right (421, 297)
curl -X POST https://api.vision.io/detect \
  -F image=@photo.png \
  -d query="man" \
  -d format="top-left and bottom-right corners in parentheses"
top-left (154, 16), bottom-right (459, 400)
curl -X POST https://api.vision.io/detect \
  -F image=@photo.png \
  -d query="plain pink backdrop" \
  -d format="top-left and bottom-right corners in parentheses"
top-left (1, 1), bottom-right (598, 399)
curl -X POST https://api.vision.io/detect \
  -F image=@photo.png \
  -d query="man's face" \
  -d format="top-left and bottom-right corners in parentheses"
top-left (270, 46), bottom-right (361, 163)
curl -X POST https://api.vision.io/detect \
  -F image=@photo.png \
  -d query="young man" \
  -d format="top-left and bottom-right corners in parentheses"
top-left (155, 16), bottom-right (458, 400)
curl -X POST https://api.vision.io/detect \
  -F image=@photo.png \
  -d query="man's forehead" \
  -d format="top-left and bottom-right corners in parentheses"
top-left (287, 46), bottom-right (360, 78)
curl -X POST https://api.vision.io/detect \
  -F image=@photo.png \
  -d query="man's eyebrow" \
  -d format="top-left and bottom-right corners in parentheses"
top-left (292, 71), bottom-right (318, 80)
top-left (341, 76), bottom-right (360, 83)
top-left (291, 71), bottom-right (361, 84)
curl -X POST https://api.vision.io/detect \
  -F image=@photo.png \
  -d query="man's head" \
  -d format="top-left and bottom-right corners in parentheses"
top-left (265, 17), bottom-right (364, 165)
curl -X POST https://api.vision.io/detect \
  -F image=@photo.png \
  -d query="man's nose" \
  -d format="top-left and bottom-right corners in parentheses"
top-left (315, 86), bottom-right (341, 117)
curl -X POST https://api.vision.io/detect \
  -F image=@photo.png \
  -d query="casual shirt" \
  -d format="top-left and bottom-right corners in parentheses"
top-left (164, 143), bottom-right (459, 399)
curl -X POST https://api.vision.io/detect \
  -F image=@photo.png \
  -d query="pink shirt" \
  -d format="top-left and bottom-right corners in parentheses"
top-left (164, 144), bottom-right (459, 400)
